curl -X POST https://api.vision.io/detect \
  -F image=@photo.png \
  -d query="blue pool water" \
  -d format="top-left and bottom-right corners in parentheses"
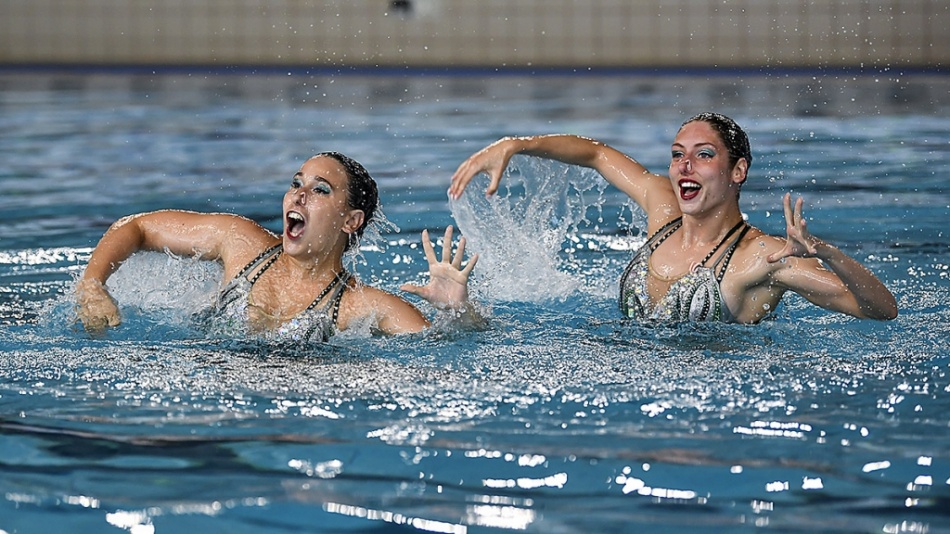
top-left (1, 71), bottom-right (949, 533)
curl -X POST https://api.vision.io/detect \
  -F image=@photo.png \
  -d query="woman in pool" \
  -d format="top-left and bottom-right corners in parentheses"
top-left (77, 151), bottom-right (480, 339)
top-left (449, 112), bottom-right (897, 324)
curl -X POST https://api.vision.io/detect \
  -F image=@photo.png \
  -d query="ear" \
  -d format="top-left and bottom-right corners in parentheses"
top-left (342, 209), bottom-right (365, 234)
top-left (731, 158), bottom-right (749, 186)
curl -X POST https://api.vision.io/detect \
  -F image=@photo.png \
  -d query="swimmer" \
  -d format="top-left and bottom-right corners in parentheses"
top-left (77, 151), bottom-right (481, 339)
top-left (449, 113), bottom-right (897, 323)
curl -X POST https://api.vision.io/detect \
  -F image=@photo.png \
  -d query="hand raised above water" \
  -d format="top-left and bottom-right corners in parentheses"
top-left (767, 193), bottom-right (822, 263)
top-left (400, 225), bottom-right (478, 311)
top-left (448, 137), bottom-right (518, 200)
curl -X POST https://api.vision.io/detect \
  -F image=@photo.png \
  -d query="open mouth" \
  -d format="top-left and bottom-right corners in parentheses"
top-left (286, 211), bottom-right (306, 239)
top-left (679, 180), bottom-right (701, 201)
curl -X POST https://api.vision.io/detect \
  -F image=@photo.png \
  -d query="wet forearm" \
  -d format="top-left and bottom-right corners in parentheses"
top-left (81, 216), bottom-right (145, 284)
top-left (814, 240), bottom-right (898, 320)
top-left (509, 134), bottom-right (605, 169)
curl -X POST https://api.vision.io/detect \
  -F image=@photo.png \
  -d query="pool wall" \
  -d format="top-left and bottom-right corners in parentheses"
top-left (1, 0), bottom-right (947, 70)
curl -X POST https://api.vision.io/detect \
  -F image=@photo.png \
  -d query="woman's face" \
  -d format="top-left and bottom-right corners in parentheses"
top-left (668, 120), bottom-right (746, 216)
top-left (281, 156), bottom-right (363, 258)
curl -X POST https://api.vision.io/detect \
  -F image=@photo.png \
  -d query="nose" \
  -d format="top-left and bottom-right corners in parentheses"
top-left (680, 157), bottom-right (692, 172)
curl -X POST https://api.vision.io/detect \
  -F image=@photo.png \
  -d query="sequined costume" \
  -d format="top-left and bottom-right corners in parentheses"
top-left (200, 244), bottom-right (350, 341)
top-left (619, 217), bottom-right (749, 322)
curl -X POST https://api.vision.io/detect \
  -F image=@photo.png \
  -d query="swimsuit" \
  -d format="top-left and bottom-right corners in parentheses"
top-left (200, 244), bottom-right (351, 342)
top-left (619, 217), bottom-right (749, 323)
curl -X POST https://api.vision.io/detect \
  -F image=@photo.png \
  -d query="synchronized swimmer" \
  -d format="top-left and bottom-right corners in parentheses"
top-left (449, 112), bottom-right (897, 324)
top-left (77, 113), bottom-right (898, 337)
top-left (77, 151), bottom-right (481, 340)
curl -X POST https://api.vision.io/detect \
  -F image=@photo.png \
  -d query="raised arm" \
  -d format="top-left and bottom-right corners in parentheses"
top-left (76, 210), bottom-right (272, 330)
top-left (449, 135), bottom-right (675, 220)
top-left (323, 226), bottom-right (483, 337)
top-left (768, 194), bottom-right (898, 320)
top-left (399, 225), bottom-right (485, 331)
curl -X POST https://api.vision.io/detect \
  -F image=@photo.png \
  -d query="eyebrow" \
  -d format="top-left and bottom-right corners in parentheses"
top-left (293, 172), bottom-right (334, 186)
top-left (671, 142), bottom-right (718, 150)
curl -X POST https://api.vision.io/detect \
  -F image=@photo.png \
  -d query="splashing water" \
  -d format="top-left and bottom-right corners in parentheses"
top-left (450, 156), bottom-right (628, 302)
top-left (4, 73), bottom-right (949, 533)
top-left (106, 251), bottom-right (221, 323)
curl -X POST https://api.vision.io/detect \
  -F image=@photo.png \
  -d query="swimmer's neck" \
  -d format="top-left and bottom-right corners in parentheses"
top-left (678, 211), bottom-right (744, 246)
top-left (277, 248), bottom-right (346, 283)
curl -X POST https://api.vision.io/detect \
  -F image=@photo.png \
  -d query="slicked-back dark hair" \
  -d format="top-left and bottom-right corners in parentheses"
top-left (682, 112), bottom-right (752, 171)
top-left (315, 151), bottom-right (378, 251)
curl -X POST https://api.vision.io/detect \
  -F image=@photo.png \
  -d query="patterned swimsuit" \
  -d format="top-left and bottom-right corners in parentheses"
top-left (619, 217), bottom-right (749, 323)
top-left (201, 244), bottom-right (351, 342)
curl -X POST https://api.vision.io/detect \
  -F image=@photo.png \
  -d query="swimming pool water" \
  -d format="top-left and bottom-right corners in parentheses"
top-left (1, 71), bottom-right (949, 533)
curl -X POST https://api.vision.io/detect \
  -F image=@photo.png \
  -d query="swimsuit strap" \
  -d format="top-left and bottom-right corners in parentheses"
top-left (253, 255), bottom-right (350, 321)
top-left (301, 271), bottom-right (351, 341)
top-left (326, 272), bottom-right (351, 326)
top-left (304, 270), bottom-right (351, 312)
top-left (698, 219), bottom-right (747, 270)
top-left (712, 224), bottom-right (752, 283)
top-left (245, 245), bottom-right (349, 324)
top-left (648, 217), bottom-right (683, 251)
top-left (215, 244), bottom-right (282, 309)
top-left (617, 217), bottom-right (681, 315)
top-left (237, 244), bottom-right (282, 283)
top-left (646, 217), bottom-right (743, 276)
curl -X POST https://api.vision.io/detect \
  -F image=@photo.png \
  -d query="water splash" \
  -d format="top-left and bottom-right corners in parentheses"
top-left (106, 251), bottom-right (221, 324)
top-left (346, 203), bottom-right (400, 271)
top-left (450, 156), bottom-right (625, 302)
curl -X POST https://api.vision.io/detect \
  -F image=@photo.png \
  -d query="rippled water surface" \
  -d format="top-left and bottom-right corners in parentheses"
top-left (1, 71), bottom-right (949, 533)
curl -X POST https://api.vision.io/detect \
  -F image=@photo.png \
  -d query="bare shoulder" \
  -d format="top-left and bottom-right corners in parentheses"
top-left (738, 226), bottom-right (785, 258)
top-left (194, 211), bottom-right (273, 239)
top-left (217, 213), bottom-right (277, 249)
top-left (728, 227), bottom-right (792, 283)
top-left (719, 227), bottom-right (790, 322)
top-left (338, 281), bottom-right (429, 335)
top-left (731, 226), bottom-right (823, 287)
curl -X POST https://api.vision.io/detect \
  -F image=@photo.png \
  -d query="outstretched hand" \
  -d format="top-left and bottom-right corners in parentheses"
top-left (767, 193), bottom-right (821, 263)
top-left (401, 226), bottom-right (479, 310)
top-left (448, 138), bottom-right (515, 200)
top-left (76, 279), bottom-right (121, 331)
